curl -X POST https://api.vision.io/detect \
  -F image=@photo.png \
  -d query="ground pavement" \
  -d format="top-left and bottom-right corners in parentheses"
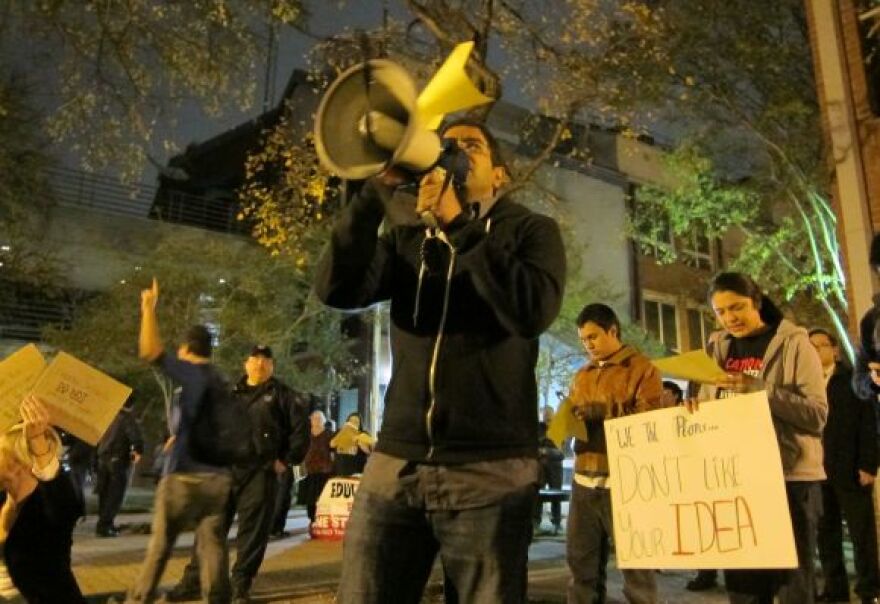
top-left (74, 509), bottom-right (737, 603)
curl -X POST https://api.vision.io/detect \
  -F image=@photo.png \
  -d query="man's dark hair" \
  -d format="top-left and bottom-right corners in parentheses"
top-left (871, 233), bottom-right (880, 268)
top-left (184, 325), bottom-right (213, 358)
top-left (662, 381), bottom-right (683, 403)
top-left (707, 272), bottom-right (784, 325)
top-left (576, 303), bottom-right (621, 334)
top-left (439, 118), bottom-right (507, 169)
top-left (808, 327), bottom-right (838, 347)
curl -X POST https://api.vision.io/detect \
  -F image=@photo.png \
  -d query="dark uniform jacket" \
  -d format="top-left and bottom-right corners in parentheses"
top-left (97, 408), bottom-right (145, 461)
top-left (234, 376), bottom-right (309, 467)
top-left (825, 362), bottom-right (878, 489)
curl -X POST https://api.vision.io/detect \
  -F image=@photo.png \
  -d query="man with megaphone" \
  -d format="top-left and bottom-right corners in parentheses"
top-left (314, 111), bottom-right (567, 603)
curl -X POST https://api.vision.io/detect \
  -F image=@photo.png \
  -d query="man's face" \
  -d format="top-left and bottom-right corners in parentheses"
top-left (416, 125), bottom-right (507, 226)
top-left (245, 354), bottom-right (274, 385)
top-left (808, 333), bottom-right (836, 368)
top-left (310, 412), bottom-right (325, 432)
top-left (578, 321), bottom-right (621, 362)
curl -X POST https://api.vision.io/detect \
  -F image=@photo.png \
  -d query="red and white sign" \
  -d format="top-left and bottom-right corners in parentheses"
top-left (312, 477), bottom-right (359, 539)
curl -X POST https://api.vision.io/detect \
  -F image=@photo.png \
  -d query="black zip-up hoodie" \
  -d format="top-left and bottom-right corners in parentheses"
top-left (315, 181), bottom-right (566, 463)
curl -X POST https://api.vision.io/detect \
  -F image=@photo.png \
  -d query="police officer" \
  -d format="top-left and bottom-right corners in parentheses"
top-left (95, 396), bottom-right (144, 537)
top-left (167, 345), bottom-right (309, 604)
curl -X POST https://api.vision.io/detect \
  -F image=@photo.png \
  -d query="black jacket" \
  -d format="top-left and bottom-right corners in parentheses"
top-left (825, 362), bottom-right (878, 489)
top-left (3, 470), bottom-right (85, 603)
top-left (97, 407), bottom-right (144, 461)
top-left (234, 376), bottom-right (309, 467)
top-left (315, 181), bottom-right (566, 463)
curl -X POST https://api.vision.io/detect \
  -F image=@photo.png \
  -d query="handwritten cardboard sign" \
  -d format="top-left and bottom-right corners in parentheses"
top-left (603, 392), bottom-right (797, 569)
top-left (0, 345), bottom-right (47, 431)
top-left (31, 352), bottom-right (132, 446)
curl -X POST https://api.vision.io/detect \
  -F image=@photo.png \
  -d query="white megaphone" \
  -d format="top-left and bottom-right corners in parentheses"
top-left (313, 41), bottom-right (494, 180)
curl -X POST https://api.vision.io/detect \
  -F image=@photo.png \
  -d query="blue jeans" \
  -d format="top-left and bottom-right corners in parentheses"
top-left (566, 482), bottom-right (657, 604)
top-left (336, 466), bottom-right (536, 603)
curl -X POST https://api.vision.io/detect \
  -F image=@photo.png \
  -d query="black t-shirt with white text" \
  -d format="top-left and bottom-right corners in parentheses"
top-left (719, 323), bottom-right (778, 398)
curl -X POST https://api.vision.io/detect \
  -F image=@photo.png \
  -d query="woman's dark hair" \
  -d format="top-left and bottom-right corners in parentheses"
top-left (346, 412), bottom-right (361, 423)
top-left (576, 303), bottom-right (621, 334)
top-left (707, 272), bottom-right (784, 325)
top-left (184, 324), bottom-right (213, 358)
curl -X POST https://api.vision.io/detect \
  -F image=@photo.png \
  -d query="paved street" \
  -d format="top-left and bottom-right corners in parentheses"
top-left (74, 500), bottom-right (736, 603)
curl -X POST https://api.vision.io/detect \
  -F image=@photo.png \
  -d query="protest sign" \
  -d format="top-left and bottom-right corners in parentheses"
top-left (32, 352), bottom-right (132, 445)
top-left (0, 345), bottom-right (46, 431)
top-left (603, 391), bottom-right (797, 569)
top-left (313, 477), bottom-right (359, 539)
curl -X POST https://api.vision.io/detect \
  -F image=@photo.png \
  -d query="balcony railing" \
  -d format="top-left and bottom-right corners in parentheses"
top-left (47, 166), bottom-right (251, 235)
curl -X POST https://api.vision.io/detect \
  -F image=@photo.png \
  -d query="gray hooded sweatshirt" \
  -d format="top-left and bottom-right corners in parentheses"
top-left (699, 319), bottom-right (828, 481)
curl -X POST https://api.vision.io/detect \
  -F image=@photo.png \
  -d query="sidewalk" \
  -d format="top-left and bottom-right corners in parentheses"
top-left (73, 507), bottom-right (734, 603)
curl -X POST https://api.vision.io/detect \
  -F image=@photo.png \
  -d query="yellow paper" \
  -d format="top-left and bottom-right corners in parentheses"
top-left (31, 352), bottom-right (132, 445)
top-left (547, 397), bottom-right (588, 447)
top-left (603, 392), bottom-right (797, 569)
top-left (0, 344), bottom-right (47, 431)
top-left (651, 350), bottom-right (726, 384)
top-left (417, 41), bottom-right (494, 130)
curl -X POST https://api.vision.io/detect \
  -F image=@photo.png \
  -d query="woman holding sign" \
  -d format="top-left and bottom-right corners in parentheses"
top-left (0, 395), bottom-right (85, 603)
top-left (699, 272), bottom-right (827, 604)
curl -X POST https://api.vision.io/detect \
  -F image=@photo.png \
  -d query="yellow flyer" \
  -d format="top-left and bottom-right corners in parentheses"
top-left (0, 345), bottom-right (47, 431)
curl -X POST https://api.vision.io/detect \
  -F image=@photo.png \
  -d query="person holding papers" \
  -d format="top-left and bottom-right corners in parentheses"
top-left (0, 395), bottom-right (85, 603)
top-left (553, 303), bottom-right (665, 604)
top-left (698, 272), bottom-right (827, 604)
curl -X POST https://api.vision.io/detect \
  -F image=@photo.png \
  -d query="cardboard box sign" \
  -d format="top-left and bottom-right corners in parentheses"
top-left (603, 392), bottom-right (797, 569)
top-left (31, 352), bottom-right (132, 446)
top-left (0, 345), bottom-right (47, 432)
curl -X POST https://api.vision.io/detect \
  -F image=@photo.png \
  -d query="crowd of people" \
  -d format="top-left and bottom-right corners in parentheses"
top-left (0, 114), bottom-right (878, 604)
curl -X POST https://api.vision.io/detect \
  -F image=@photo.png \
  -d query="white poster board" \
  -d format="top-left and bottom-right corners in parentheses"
top-left (603, 392), bottom-right (797, 569)
top-left (313, 477), bottom-right (359, 540)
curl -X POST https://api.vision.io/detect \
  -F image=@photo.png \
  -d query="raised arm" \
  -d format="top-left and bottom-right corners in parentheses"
top-left (139, 278), bottom-right (163, 362)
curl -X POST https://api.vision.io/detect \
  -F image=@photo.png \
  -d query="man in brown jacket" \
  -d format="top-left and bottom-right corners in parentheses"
top-left (556, 303), bottom-right (665, 604)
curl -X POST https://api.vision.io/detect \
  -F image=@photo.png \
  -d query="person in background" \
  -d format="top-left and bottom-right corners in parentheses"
top-left (695, 272), bottom-right (827, 604)
top-left (167, 344), bottom-right (309, 604)
top-left (554, 303), bottom-right (666, 604)
top-left (660, 381), bottom-right (683, 407)
top-left (851, 232), bottom-right (880, 577)
top-left (810, 328), bottom-right (879, 604)
top-left (60, 431), bottom-right (93, 512)
top-left (330, 413), bottom-right (374, 476)
top-left (300, 410), bottom-right (334, 525)
top-left (0, 395), bottom-right (85, 603)
top-left (535, 421), bottom-right (563, 535)
top-left (125, 279), bottom-right (232, 604)
top-left (95, 395), bottom-right (144, 537)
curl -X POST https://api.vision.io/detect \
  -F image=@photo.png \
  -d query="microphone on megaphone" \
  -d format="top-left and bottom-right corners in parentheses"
top-left (313, 41), bottom-right (493, 183)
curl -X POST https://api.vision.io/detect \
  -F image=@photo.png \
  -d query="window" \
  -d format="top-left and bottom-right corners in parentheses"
top-left (641, 216), bottom-right (675, 260)
top-left (643, 298), bottom-right (679, 352)
top-left (687, 308), bottom-right (716, 351)
top-left (679, 228), bottom-right (714, 271)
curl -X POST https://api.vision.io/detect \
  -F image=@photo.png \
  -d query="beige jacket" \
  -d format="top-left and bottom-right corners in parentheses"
top-left (699, 319), bottom-right (828, 481)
